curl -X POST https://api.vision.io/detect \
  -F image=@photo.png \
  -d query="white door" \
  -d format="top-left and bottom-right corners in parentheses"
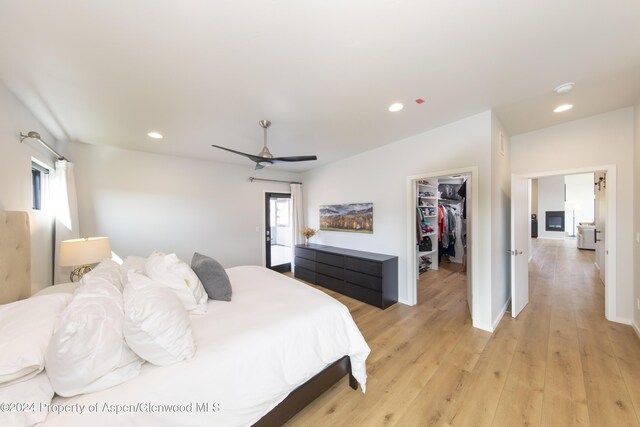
top-left (595, 172), bottom-right (606, 284)
top-left (511, 175), bottom-right (530, 317)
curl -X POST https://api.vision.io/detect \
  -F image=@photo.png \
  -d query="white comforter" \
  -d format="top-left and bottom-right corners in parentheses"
top-left (43, 266), bottom-right (370, 426)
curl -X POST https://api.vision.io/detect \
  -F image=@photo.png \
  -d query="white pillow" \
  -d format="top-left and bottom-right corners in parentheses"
top-left (44, 278), bottom-right (143, 397)
top-left (79, 258), bottom-right (123, 292)
top-left (119, 255), bottom-right (147, 286)
top-left (0, 293), bottom-right (71, 386)
top-left (124, 272), bottom-right (196, 366)
top-left (145, 251), bottom-right (208, 314)
top-left (0, 371), bottom-right (54, 427)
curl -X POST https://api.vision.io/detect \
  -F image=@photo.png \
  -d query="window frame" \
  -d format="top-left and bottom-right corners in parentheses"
top-left (31, 160), bottom-right (50, 212)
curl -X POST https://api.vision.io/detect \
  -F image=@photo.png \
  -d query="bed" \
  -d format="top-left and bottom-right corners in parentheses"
top-left (0, 211), bottom-right (370, 426)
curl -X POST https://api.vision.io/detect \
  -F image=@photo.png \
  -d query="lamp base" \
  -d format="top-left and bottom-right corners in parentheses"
top-left (70, 265), bottom-right (94, 282)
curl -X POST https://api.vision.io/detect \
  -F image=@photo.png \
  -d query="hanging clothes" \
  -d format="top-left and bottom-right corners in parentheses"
top-left (438, 206), bottom-right (445, 242)
top-left (452, 214), bottom-right (464, 263)
top-left (457, 180), bottom-right (467, 219)
top-left (439, 202), bottom-right (462, 257)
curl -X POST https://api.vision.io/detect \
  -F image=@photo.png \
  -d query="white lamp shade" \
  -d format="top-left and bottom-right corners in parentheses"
top-left (59, 237), bottom-right (111, 266)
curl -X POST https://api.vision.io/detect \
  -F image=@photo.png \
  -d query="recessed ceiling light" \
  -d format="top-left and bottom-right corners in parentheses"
top-left (388, 103), bottom-right (404, 112)
top-left (554, 82), bottom-right (575, 94)
top-left (553, 104), bottom-right (573, 113)
top-left (147, 132), bottom-right (163, 139)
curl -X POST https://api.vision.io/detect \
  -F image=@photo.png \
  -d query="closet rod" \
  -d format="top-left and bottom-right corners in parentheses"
top-left (19, 131), bottom-right (66, 161)
top-left (249, 177), bottom-right (302, 185)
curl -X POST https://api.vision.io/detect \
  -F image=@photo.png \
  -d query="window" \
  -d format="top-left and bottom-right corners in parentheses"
top-left (31, 161), bottom-right (49, 211)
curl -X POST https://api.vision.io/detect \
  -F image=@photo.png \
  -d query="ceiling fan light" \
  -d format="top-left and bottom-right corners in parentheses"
top-left (388, 103), bottom-right (404, 112)
top-left (255, 160), bottom-right (273, 170)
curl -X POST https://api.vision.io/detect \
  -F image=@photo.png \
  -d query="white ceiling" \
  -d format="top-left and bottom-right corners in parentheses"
top-left (1, 1), bottom-right (639, 171)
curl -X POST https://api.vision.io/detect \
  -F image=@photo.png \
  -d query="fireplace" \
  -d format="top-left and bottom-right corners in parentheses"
top-left (545, 211), bottom-right (565, 232)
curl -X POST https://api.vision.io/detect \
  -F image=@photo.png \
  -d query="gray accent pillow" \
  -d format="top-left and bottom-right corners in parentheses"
top-left (191, 253), bottom-right (232, 301)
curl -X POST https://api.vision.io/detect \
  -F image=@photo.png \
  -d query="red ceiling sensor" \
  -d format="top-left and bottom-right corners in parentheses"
top-left (415, 98), bottom-right (425, 104)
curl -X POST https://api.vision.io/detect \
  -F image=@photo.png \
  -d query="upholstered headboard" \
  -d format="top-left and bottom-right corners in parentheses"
top-left (0, 211), bottom-right (31, 304)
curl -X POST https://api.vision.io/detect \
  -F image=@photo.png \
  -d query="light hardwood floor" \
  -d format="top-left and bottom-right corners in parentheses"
top-left (286, 239), bottom-right (640, 426)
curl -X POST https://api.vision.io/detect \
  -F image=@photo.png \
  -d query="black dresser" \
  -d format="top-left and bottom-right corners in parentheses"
top-left (294, 244), bottom-right (398, 309)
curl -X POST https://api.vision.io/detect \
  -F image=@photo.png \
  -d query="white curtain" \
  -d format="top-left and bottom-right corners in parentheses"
top-left (290, 183), bottom-right (304, 272)
top-left (54, 160), bottom-right (79, 284)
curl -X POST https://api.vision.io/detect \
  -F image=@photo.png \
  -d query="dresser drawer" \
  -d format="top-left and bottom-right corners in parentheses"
top-left (317, 273), bottom-right (344, 294)
top-left (343, 283), bottom-right (382, 308)
top-left (316, 251), bottom-right (345, 267)
top-left (345, 270), bottom-right (382, 291)
top-left (295, 246), bottom-right (316, 261)
top-left (316, 262), bottom-right (344, 279)
top-left (294, 256), bottom-right (315, 271)
top-left (346, 257), bottom-right (382, 276)
top-left (294, 266), bottom-right (316, 283)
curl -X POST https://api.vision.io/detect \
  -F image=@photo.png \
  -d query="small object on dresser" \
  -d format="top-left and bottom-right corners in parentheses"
top-left (300, 227), bottom-right (317, 246)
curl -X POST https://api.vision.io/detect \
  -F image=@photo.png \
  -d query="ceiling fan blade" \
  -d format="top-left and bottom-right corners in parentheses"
top-left (213, 119), bottom-right (318, 168)
top-left (271, 155), bottom-right (318, 163)
top-left (212, 145), bottom-right (266, 163)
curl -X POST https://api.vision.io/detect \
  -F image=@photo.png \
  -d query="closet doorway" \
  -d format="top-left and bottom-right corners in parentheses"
top-left (406, 167), bottom-right (478, 324)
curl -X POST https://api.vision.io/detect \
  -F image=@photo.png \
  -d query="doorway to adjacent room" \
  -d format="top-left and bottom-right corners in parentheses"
top-left (265, 192), bottom-right (292, 273)
top-left (511, 165), bottom-right (617, 322)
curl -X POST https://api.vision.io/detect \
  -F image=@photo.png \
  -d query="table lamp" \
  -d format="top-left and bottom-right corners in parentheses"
top-left (59, 237), bottom-right (111, 282)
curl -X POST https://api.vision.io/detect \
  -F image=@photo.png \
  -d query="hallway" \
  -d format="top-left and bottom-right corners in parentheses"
top-left (516, 238), bottom-right (640, 426)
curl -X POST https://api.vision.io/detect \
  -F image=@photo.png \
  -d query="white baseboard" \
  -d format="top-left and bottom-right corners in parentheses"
top-left (492, 298), bottom-right (511, 330)
top-left (609, 316), bottom-right (632, 325)
top-left (473, 298), bottom-right (512, 333)
top-left (472, 320), bottom-right (493, 332)
top-left (633, 321), bottom-right (640, 340)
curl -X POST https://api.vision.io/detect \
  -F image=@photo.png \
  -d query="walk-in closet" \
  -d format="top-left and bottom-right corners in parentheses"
top-left (415, 173), bottom-right (471, 308)
top-left (416, 175), bottom-right (468, 273)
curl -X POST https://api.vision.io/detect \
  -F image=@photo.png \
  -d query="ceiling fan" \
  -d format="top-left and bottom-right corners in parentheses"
top-left (212, 120), bottom-right (317, 170)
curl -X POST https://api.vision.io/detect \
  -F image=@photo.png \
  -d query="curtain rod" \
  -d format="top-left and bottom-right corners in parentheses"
top-left (19, 131), bottom-right (66, 161)
top-left (249, 177), bottom-right (302, 185)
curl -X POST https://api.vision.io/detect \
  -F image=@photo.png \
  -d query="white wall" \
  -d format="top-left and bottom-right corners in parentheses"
top-left (537, 175), bottom-right (565, 238)
top-left (564, 172), bottom-right (595, 235)
top-left (59, 141), bottom-right (301, 268)
top-left (0, 81), bottom-right (57, 294)
top-left (634, 99), bottom-right (640, 334)
top-left (512, 107), bottom-right (635, 322)
top-left (490, 113), bottom-right (511, 323)
top-left (302, 111), bottom-right (498, 330)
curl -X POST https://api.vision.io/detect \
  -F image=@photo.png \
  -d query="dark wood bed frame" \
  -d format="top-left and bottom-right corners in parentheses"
top-left (253, 355), bottom-right (358, 426)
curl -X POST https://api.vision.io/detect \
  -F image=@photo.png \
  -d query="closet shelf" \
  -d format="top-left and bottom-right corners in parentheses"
top-left (417, 184), bottom-right (437, 189)
top-left (418, 250), bottom-right (437, 256)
